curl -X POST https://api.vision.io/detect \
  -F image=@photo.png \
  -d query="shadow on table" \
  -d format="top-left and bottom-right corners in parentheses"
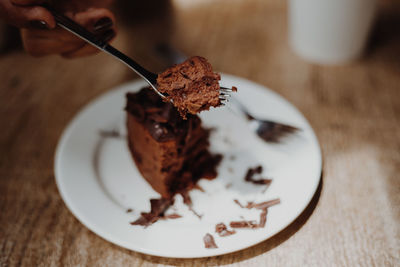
top-left (131, 172), bottom-right (324, 266)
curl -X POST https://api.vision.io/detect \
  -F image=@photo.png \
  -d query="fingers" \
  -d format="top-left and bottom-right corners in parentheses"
top-left (0, 0), bottom-right (55, 28)
top-left (21, 7), bottom-right (117, 58)
top-left (19, 5), bottom-right (56, 28)
top-left (72, 7), bottom-right (116, 34)
top-left (21, 28), bottom-right (83, 56)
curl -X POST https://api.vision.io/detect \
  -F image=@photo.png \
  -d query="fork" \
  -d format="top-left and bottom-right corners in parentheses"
top-left (226, 94), bottom-right (299, 143)
top-left (46, 5), bottom-right (231, 102)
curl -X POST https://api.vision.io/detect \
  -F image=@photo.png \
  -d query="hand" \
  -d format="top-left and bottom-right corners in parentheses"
top-left (21, 7), bottom-right (117, 58)
top-left (0, 0), bottom-right (55, 28)
top-left (0, 0), bottom-right (116, 58)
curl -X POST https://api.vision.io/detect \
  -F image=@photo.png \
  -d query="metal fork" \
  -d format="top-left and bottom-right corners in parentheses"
top-left (227, 95), bottom-right (299, 143)
top-left (46, 6), bottom-right (231, 102)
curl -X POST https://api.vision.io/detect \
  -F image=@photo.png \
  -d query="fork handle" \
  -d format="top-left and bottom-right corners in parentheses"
top-left (45, 5), bottom-right (157, 84)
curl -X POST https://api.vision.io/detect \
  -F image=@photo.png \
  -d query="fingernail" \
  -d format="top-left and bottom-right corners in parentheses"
top-left (29, 20), bottom-right (48, 29)
top-left (102, 29), bottom-right (116, 42)
top-left (93, 17), bottom-right (113, 32)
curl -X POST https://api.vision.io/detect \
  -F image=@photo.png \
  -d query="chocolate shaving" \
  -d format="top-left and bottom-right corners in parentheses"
top-left (215, 223), bottom-right (236, 237)
top-left (246, 198), bottom-right (281, 210)
top-left (130, 198), bottom-right (173, 227)
top-left (193, 184), bottom-right (205, 192)
top-left (231, 198), bottom-right (280, 229)
top-left (203, 233), bottom-right (218, 249)
top-left (233, 199), bottom-right (245, 208)
top-left (258, 209), bottom-right (268, 228)
top-left (163, 213), bottom-right (182, 219)
top-left (234, 198), bottom-right (280, 210)
top-left (180, 190), bottom-right (203, 219)
top-left (180, 190), bottom-right (192, 206)
top-left (244, 166), bottom-right (272, 185)
top-left (230, 220), bottom-right (259, 229)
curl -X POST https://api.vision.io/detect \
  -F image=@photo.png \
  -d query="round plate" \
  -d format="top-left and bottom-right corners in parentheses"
top-left (55, 74), bottom-right (322, 258)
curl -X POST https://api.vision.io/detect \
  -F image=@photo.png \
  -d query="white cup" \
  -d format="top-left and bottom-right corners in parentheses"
top-left (289, 0), bottom-right (377, 64)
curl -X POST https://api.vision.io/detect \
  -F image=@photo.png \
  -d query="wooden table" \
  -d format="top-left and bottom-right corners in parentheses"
top-left (1, 0), bottom-right (399, 266)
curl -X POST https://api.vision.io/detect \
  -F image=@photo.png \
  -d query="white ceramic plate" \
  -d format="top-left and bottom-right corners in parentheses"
top-left (55, 74), bottom-right (322, 258)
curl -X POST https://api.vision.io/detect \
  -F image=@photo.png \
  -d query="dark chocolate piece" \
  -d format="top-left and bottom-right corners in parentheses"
top-left (229, 220), bottom-right (259, 229)
top-left (130, 198), bottom-right (173, 227)
top-left (203, 233), bottom-right (218, 249)
top-left (215, 223), bottom-right (236, 237)
top-left (231, 199), bottom-right (280, 229)
top-left (244, 166), bottom-right (272, 185)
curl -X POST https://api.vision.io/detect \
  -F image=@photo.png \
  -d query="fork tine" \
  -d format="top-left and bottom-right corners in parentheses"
top-left (220, 87), bottom-right (233, 92)
top-left (219, 96), bottom-right (229, 105)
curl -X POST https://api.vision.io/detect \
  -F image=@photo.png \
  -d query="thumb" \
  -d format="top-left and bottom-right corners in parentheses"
top-left (18, 5), bottom-right (56, 29)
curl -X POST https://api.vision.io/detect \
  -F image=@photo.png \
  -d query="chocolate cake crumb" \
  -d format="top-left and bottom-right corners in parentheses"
top-left (126, 208), bottom-right (133, 213)
top-left (130, 198), bottom-right (173, 227)
top-left (203, 233), bottom-right (218, 249)
top-left (215, 223), bottom-right (236, 237)
top-left (244, 166), bottom-right (272, 185)
top-left (230, 220), bottom-right (259, 229)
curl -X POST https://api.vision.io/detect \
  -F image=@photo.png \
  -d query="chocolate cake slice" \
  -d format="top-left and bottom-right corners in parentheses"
top-left (156, 56), bottom-right (221, 117)
top-left (125, 88), bottom-right (221, 198)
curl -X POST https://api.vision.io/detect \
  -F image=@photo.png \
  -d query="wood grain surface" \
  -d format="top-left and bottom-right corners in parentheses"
top-left (1, 0), bottom-right (399, 266)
